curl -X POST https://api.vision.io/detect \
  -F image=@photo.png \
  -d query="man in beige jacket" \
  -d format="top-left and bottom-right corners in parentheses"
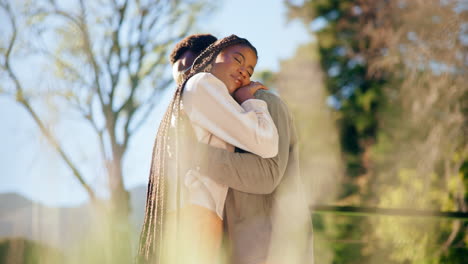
top-left (171, 34), bottom-right (312, 264)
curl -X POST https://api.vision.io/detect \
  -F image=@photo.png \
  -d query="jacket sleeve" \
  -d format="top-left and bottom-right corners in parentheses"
top-left (196, 91), bottom-right (292, 194)
top-left (183, 72), bottom-right (278, 158)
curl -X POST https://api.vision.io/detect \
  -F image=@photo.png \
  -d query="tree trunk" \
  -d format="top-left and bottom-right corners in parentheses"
top-left (107, 152), bottom-right (133, 264)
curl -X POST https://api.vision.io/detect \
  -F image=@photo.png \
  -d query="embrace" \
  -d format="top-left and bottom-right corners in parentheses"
top-left (136, 34), bottom-right (312, 264)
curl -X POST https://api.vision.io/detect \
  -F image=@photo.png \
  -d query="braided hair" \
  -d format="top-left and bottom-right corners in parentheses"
top-left (136, 35), bottom-right (257, 264)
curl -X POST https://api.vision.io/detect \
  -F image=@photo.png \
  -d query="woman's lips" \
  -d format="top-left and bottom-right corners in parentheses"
top-left (232, 75), bottom-right (242, 88)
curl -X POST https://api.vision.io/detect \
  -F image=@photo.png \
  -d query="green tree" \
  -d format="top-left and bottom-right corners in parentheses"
top-left (364, 1), bottom-right (467, 263)
top-left (287, 0), bottom-right (387, 199)
top-left (0, 0), bottom-right (212, 262)
top-left (285, 0), bottom-right (467, 263)
top-left (285, 1), bottom-right (388, 262)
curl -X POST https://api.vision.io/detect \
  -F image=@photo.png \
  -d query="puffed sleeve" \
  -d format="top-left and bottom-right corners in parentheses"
top-left (182, 72), bottom-right (278, 158)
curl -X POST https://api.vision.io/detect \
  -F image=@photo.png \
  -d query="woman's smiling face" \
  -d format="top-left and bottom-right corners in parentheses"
top-left (210, 45), bottom-right (258, 94)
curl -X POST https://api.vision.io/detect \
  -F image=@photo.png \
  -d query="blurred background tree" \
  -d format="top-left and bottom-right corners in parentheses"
top-left (0, 0), bottom-right (212, 263)
top-left (366, 1), bottom-right (467, 263)
top-left (285, 0), bottom-right (467, 263)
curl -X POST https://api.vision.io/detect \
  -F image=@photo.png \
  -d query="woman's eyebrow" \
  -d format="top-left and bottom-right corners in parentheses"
top-left (234, 52), bottom-right (245, 61)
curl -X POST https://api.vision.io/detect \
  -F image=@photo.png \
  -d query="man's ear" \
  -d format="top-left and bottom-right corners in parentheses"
top-left (204, 64), bottom-right (213, 73)
top-left (179, 50), bottom-right (197, 70)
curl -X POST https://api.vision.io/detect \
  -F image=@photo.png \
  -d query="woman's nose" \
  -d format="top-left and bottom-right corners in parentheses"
top-left (239, 67), bottom-right (249, 80)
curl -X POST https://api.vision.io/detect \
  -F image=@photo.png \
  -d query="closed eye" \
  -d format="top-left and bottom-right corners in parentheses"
top-left (233, 53), bottom-right (252, 76)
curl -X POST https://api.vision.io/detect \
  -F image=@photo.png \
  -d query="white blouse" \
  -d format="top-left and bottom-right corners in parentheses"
top-left (180, 72), bottom-right (279, 219)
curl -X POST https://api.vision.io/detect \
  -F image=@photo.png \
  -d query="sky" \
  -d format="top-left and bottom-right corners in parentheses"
top-left (197, 0), bottom-right (310, 72)
top-left (0, 0), bottom-right (311, 207)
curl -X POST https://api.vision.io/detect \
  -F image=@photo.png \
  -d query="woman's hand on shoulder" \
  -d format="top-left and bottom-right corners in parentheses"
top-left (233, 81), bottom-right (268, 104)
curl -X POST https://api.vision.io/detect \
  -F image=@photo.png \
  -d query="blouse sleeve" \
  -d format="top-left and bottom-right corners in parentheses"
top-left (182, 72), bottom-right (278, 158)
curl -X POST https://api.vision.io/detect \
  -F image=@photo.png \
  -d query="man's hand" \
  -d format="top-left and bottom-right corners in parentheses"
top-left (233, 81), bottom-right (268, 104)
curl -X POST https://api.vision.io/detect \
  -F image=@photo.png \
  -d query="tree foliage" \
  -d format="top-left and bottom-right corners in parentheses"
top-left (285, 0), bottom-right (467, 263)
top-left (287, 0), bottom-right (387, 188)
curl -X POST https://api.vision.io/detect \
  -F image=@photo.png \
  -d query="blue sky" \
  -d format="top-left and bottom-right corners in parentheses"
top-left (197, 0), bottom-right (311, 72)
top-left (0, 0), bottom-right (311, 207)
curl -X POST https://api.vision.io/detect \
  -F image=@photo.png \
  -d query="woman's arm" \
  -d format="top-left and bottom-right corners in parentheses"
top-left (183, 72), bottom-right (278, 158)
top-left (195, 91), bottom-right (293, 194)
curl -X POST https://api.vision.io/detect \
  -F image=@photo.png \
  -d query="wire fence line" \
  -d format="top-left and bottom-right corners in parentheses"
top-left (310, 205), bottom-right (468, 220)
top-left (309, 205), bottom-right (468, 251)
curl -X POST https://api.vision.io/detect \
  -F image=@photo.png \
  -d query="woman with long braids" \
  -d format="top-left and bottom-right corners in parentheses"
top-left (137, 35), bottom-right (279, 264)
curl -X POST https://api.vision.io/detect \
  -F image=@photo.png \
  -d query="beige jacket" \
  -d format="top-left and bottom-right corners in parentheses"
top-left (197, 90), bottom-right (312, 264)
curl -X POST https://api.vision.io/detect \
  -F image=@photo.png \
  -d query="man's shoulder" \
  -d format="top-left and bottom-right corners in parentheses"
top-left (254, 90), bottom-right (294, 128)
top-left (255, 90), bottom-right (284, 105)
top-left (255, 90), bottom-right (290, 112)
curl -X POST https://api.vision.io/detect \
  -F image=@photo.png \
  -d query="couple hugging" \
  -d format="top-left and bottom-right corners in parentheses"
top-left (137, 34), bottom-right (312, 264)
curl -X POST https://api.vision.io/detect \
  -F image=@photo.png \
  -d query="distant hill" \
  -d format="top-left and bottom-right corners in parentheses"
top-left (0, 193), bottom-right (34, 212)
top-left (0, 185), bottom-right (148, 251)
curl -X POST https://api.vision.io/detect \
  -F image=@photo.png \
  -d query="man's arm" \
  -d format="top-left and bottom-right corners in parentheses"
top-left (197, 91), bottom-right (292, 194)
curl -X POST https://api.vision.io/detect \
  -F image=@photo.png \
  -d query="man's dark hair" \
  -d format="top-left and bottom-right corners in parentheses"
top-left (169, 34), bottom-right (217, 64)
